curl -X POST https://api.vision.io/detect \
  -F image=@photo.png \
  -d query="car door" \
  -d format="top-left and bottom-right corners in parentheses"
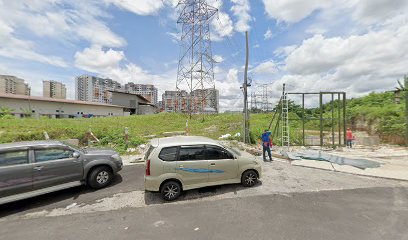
top-left (206, 145), bottom-right (238, 183)
top-left (32, 146), bottom-right (83, 190)
top-left (176, 145), bottom-right (209, 186)
top-left (0, 148), bottom-right (32, 199)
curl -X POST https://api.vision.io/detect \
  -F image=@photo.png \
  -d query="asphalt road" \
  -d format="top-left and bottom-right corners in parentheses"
top-left (1, 186), bottom-right (407, 240)
top-left (0, 165), bottom-right (145, 218)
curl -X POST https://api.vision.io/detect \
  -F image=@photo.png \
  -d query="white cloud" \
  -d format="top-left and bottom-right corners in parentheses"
top-left (0, 20), bottom-right (68, 67)
top-left (230, 0), bottom-right (251, 32)
top-left (104, 0), bottom-right (164, 16)
top-left (264, 28), bottom-right (273, 40)
top-left (74, 46), bottom-right (125, 73)
top-left (74, 45), bottom-right (177, 98)
top-left (275, 13), bottom-right (408, 98)
top-left (166, 31), bottom-right (181, 43)
top-left (252, 61), bottom-right (277, 75)
top-left (212, 11), bottom-right (234, 41)
top-left (215, 68), bottom-right (244, 111)
top-left (352, 0), bottom-right (408, 25)
top-left (213, 55), bottom-right (224, 63)
top-left (274, 45), bottom-right (297, 58)
top-left (262, 0), bottom-right (332, 23)
top-left (253, 44), bottom-right (260, 48)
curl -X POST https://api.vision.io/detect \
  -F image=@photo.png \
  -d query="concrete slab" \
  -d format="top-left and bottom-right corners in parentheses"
top-left (291, 159), bottom-right (335, 171)
top-left (292, 158), bottom-right (408, 181)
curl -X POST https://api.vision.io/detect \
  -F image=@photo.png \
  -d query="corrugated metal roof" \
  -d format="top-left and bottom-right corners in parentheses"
top-left (0, 93), bottom-right (125, 108)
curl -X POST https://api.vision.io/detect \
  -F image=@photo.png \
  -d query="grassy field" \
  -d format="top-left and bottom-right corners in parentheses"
top-left (0, 113), bottom-right (280, 153)
top-left (1, 90), bottom-right (404, 153)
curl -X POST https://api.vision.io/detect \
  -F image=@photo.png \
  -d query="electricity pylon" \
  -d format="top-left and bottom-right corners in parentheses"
top-left (176, 0), bottom-right (218, 115)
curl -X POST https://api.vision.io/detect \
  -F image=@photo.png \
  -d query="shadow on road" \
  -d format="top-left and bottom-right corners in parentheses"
top-left (0, 174), bottom-right (123, 218)
top-left (144, 181), bottom-right (263, 205)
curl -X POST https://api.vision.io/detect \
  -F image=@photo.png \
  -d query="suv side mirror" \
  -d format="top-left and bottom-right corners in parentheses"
top-left (72, 152), bottom-right (80, 158)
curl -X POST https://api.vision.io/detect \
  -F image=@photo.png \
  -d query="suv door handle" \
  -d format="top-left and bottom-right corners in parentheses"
top-left (178, 165), bottom-right (184, 169)
top-left (210, 163), bottom-right (216, 166)
top-left (34, 166), bottom-right (44, 171)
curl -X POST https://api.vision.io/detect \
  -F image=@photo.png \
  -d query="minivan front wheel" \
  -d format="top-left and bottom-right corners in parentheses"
top-left (88, 166), bottom-right (113, 189)
top-left (160, 181), bottom-right (182, 201)
top-left (241, 170), bottom-right (258, 187)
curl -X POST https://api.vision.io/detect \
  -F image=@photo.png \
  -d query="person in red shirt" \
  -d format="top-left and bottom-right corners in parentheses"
top-left (346, 128), bottom-right (354, 148)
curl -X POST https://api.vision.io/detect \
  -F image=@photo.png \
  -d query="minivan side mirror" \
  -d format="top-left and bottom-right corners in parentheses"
top-left (72, 152), bottom-right (80, 158)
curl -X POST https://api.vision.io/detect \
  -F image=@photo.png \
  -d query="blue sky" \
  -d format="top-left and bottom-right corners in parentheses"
top-left (0, 0), bottom-right (407, 111)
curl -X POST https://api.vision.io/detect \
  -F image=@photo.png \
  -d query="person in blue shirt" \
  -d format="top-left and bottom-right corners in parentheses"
top-left (261, 129), bottom-right (272, 162)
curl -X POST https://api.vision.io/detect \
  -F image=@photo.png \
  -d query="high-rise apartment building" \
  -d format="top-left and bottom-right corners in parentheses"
top-left (43, 80), bottom-right (66, 99)
top-left (162, 90), bottom-right (189, 112)
top-left (124, 83), bottom-right (158, 105)
top-left (191, 88), bottom-right (219, 113)
top-left (162, 88), bottom-right (219, 113)
top-left (0, 75), bottom-right (30, 96)
top-left (75, 75), bottom-right (121, 104)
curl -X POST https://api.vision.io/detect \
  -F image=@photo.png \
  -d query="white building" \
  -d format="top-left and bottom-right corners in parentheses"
top-left (75, 75), bottom-right (121, 104)
top-left (161, 88), bottom-right (219, 113)
top-left (43, 80), bottom-right (66, 99)
top-left (0, 75), bottom-right (30, 96)
top-left (124, 83), bottom-right (158, 105)
top-left (0, 93), bottom-right (124, 118)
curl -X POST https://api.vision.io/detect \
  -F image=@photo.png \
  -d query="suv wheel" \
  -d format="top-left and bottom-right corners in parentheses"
top-left (88, 166), bottom-right (113, 189)
top-left (241, 170), bottom-right (258, 187)
top-left (160, 181), bottom-right (182, 201)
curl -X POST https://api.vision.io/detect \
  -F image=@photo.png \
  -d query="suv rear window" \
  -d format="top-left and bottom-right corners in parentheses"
top-left (159, 147), bottom-right (178, 161)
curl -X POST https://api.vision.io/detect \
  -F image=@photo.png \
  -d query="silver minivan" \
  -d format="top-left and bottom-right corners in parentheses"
top-left (144, 136), bottom-right (262, 201)
top-left (0, 141), bottom-right (123, 205)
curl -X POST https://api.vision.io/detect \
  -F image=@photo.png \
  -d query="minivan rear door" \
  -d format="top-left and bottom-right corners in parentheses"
top-left (176, 145), bottom-right (209, 186)
top-left (0, 148), bottom-right (32, 199)
top-left (32, 146), bottom-right (83, 190)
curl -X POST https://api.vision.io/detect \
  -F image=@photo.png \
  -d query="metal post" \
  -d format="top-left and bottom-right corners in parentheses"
top-left (302, 93), bottom-right (305, 146)
top-left (319, 93), bottom-right (323, 147)
top-left (331, 94), bottom-right (334, 147)
top-left (124, 127), bottom-right (129, 149)
top-left (343, 93), bottom-right (347, 146)
top-left (338, 93), bottom-right (341, 145)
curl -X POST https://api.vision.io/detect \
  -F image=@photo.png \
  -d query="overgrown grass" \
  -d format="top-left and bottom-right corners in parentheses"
top-left (1, 91), bottom-right (404, 152)
top-left (0, 113), bottom-right (282, 153)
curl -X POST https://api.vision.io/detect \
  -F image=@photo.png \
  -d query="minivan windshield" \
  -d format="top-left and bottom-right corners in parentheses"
top-left (221, 144), bottom-right (241, 157)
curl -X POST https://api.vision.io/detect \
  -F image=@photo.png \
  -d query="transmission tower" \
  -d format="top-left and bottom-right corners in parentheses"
top-left (176, 0), bottom-right (218, 115)
top-left (261, 84), bottom-right (269, 112)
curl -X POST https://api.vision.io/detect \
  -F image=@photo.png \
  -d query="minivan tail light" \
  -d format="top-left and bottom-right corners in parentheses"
top-left (146, 159), bottom-right (151, 176)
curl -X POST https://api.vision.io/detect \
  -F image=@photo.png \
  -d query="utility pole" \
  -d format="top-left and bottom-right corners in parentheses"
top-left (243, 31), bottom-right (250, 143)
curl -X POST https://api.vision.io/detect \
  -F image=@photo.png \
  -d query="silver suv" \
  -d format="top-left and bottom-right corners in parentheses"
top-left (0, 141), bottom-right (123, 205)
top-left (144, 136), bottom-right (262, 201)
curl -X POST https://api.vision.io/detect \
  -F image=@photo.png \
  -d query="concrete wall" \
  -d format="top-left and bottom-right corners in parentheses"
top-left (138, 105), bottom-right (157, 115)
top-left (0, 97), bottom-right (124, 118)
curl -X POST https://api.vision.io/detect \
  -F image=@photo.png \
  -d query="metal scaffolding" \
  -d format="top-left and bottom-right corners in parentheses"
top-left (270, 89), bottom-right (347, 147)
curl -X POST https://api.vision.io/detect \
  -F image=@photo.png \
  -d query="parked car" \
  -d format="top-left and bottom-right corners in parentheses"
top-left (0, 141), bottom-right (123, 205)
top-left (144, 136), bottom-right (262, 201)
